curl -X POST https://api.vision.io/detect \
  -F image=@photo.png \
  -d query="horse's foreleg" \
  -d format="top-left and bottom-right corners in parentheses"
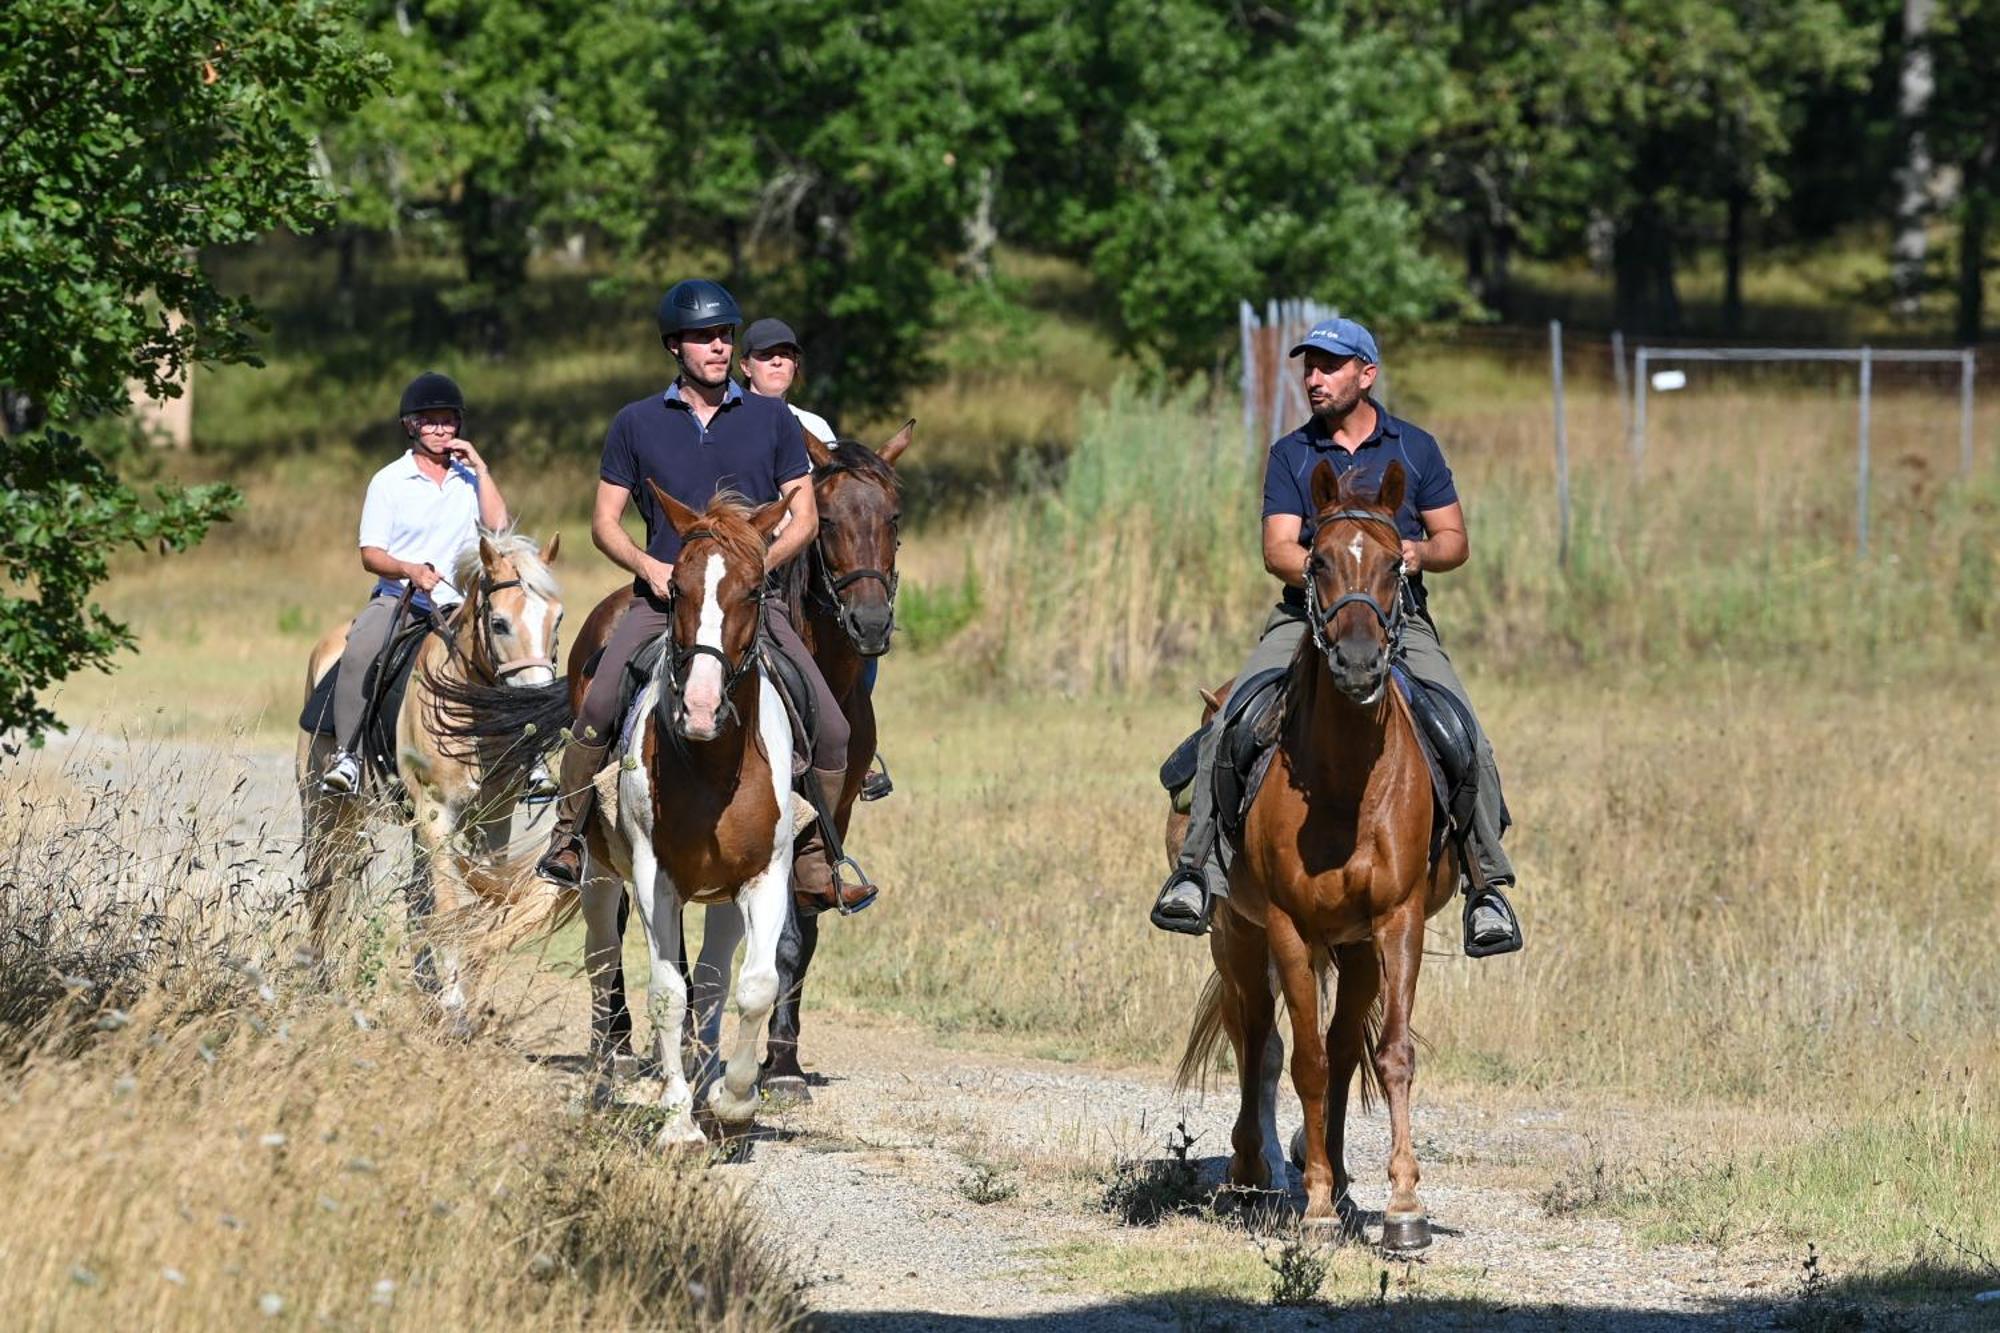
top-left (688, 901), bottom-right (744, 1097)
top-left (1268, 910), bottom-right (1332, 1221)
top-left (630, 849), bottom-right (702, 1147)
top-left (1371, 899), bottom-right (1430, 1251)
top-left (1217, 917), bottom-right (1276, 1193)
top-left (708, 851), bottom-right (788, 1127)
top-left (762, 900), bottom-right (819, 1098)
top-left (1324, 942), bottom-right (1382, 1223)
top-left (581, 874), bottom-right (624, 1108)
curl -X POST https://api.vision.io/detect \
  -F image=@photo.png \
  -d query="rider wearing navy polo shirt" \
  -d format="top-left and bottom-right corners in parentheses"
top-left (536, 279), bottom-right (857, 909)
top-left (1151, 317), bottom-right (1522, 954)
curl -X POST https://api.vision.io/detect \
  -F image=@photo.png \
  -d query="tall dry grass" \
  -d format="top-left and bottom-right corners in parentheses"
top-left (0, 744), bottom-right (804, 1330)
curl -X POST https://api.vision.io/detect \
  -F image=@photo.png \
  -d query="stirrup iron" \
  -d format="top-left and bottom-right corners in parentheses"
top-left (831, 854), bottom-right (878, 916)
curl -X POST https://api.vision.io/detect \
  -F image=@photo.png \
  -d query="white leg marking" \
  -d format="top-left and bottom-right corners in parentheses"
top-left (707, 673), bottom-right (793, 1126)
top-left (629, 839), bottom-right (702, 1147)
top-left (689, 902), bottom-right (744, 1097)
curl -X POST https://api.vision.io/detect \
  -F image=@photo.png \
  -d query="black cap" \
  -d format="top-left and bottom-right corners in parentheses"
top-left (743, 318), bottom-right (801, 354)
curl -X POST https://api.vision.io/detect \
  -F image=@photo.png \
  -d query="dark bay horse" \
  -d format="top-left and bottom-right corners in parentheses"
top-left (572, 489), bottom-right (796, 1143)
top-left (1176, 460), bottom-right (1459, 1251)
top-left (762, 419), bottom-right (913, 1101)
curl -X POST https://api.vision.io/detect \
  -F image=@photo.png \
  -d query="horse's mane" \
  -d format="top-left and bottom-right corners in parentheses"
top-left (813, 438), bottom-right (902, 495)
top-left (452, 525), bottom-right (559, 601)
top-left (681, 492), bottom-right (769, 576)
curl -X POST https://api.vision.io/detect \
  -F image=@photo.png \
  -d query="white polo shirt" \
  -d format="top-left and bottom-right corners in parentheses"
top-left (789, 403), bottom-right (835, 444)
top-left (357, 450), bottom-right (482, 609)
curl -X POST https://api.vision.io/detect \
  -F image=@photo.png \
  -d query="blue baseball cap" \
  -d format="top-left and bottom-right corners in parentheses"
top-left (1288, 316), bottom-right (1380, 366)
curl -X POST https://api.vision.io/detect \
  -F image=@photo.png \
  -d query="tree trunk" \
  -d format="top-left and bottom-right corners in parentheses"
top-left (1614, 203), bottom-right (1680, 334)
top-left (0, 388), bottom-right (43, 438)
top-left (1723, 187), bottom-right (1746, 336)
top-left (1958, 184), bottom-right (1989, 344)
top-left (961, 166), bottom-right (998, 282)
top-left (1892, 0), bottom-right (1937, 319)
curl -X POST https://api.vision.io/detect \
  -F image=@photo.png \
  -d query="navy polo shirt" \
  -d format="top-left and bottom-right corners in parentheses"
top-left (599, 379), bottom-right (810, 570)
top-left (1263, 399), bottom-right (1457, 600)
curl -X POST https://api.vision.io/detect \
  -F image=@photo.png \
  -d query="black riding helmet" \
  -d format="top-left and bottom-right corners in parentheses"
top-left (656, 278), bottom-right (742, 341)
top-left (399, 370), bottom-right (465, 420)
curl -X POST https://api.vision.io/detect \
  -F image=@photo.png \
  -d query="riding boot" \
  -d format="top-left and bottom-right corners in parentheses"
top-left (536, 737), bottom-right (610, 887)
top-left (793, 765), bottom-right (877, 913)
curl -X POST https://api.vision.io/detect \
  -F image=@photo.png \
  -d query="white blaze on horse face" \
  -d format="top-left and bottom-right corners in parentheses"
top-left (681, 553), bottom-right (727, 735)
top-left (515, 590), bottom-right (557, 687)
top-left (1347, 533), bottom-right (1366, 569)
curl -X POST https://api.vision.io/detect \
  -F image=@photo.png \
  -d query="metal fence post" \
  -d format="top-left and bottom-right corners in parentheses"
top-left (1857, 346), bottom-right (1872, 558)
top-left (1240, 301), bottom-right (1257, 458)
top-left (1961, 348), bottom-right (1976, 479)
top-left (1551, 320), bottom-right (1571, 569)
top-left (1632, 347), bottom-right (1649, 470)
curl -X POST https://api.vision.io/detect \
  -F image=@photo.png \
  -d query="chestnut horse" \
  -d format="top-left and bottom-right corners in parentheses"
top-left (297, 528), bottom-right (569, 1027)
top-left (761, 419), bottom-right (913, 1100)
top-left (1176, 460), bottom-right (1458, 1251)
top-left (572, 490), bottom-right (794, 1144)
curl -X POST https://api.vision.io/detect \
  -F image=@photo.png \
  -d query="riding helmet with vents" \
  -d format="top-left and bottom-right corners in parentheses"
top-left (398, 370), bottom-right (465, 419)
top-left (656, 278), bottom-right (742, 339)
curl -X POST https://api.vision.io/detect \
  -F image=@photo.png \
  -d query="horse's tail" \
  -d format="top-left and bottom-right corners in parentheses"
top-left (1329, 951), bottom-right (1389, 1114)
top-left (1174, 970), bottom-right (1232, 1095)
top-left (462, 858), bottom-right (581, 957)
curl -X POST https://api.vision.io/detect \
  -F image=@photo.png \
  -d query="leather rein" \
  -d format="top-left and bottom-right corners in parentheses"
top-left (1305, 508), bottom-right (1411, 662)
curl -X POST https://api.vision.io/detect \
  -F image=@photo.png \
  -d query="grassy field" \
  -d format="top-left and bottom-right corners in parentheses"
top-left (17, 246), bottom-right (2000, 1312)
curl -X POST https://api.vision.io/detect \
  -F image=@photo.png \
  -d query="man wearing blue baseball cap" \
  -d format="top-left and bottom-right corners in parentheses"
top-left (1151, 317), bottom-right (1523, 956)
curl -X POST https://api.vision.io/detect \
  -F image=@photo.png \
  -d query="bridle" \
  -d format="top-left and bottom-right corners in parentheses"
top-left (1305, 508), bottom-right (1410, 664)
top-left (470, 575), bottom-right (559, 682)
top-left (660, 529), bottom-right (765, 733)
top-left (811, 537), bottom-right (898, 651)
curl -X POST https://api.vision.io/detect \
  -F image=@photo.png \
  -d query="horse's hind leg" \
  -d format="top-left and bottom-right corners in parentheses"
top-left (1323, 942), bottom-right (1382, 1230)
top-left (761, 900), bottom-right (820, 1103)
top-left (1372, 899), bottom-right (1431, 1251)
top-left (709, 854), bottom-right (788, 1127)
top-left (688, 901), bottom-right (744, 1098)
top-left (581, 874), bottom-right (624, 1109)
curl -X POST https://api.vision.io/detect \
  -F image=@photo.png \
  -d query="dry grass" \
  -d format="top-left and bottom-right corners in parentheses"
top-left (0, 745), bottom-right (804, 1331)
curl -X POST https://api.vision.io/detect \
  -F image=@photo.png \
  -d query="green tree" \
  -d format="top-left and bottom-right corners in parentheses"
top-left (0, 0), bottom-right (385, 745)
top-left (1924, 0), bottom-right (2000, 341)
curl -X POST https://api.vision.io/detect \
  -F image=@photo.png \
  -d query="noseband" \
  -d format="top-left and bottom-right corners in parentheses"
top-left (661, 529), bottom-right (765, 732)
top-left (812, 539), bottom-right (899, 650)
top-left (1305, 509), bottom-right (1410, 664)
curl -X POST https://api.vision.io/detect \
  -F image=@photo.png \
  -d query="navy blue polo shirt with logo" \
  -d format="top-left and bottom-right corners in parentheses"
top-left (1263, 399), bottom-right (1457, 603)
top-left (599, 379), bottom-right (810, 573)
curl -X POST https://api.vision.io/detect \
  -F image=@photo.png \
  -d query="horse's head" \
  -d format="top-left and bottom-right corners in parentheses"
top-left (802, 420), bottom-right (910, 657)
top-left (1305, 460), bottom-right (1408, 706)
top-left (648, 482), bottom-right (787, 741)
top-left (459, 529), bottom-right (564, 688)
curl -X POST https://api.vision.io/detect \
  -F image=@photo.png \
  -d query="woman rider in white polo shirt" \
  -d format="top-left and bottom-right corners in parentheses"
top-left (320, 372), bottom-right (512, 794)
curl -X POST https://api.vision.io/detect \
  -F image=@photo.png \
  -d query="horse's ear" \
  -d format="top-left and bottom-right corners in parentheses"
top-left (648, 479), bottom-right (703, 539)
top-left (543, 531), bottom-right (561, 564)
top-left (1309, 459), bottom-right (1341, 515)
top-left (1375, 461), bottom-right (1406, 514)
top-left (750, 497), bottom-right (789, 544)
top-left (802, 427), bottom-right (835, 469)
top-left (478, 533), bottom-right (500, 570)
top-left (878, 418), bottom-right (915, 466)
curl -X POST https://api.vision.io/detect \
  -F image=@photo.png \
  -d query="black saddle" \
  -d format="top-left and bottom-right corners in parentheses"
top-left (1157, 661), bottom-right (1507, 866)
top-left (300, 612), bottom-right (439, 780)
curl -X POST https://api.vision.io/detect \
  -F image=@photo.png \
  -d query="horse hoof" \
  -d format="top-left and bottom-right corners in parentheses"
top-left (1380, 1213), bottom-right (1432, 1253)
top-left (706, 1087), bottom-right (760, 1127)
top-left (762, 1075), bottom-right (813, 1107)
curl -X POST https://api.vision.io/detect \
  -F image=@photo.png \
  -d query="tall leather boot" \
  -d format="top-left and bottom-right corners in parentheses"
top-left (536, 737), bottom-right (610, 887)
top-left (793, 765), bottom-right (878, 913)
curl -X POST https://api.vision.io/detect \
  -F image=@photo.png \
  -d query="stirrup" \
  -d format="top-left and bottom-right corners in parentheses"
top-left (537, 832), bottom-right (586, 888)
top-left (859, 753), bottom-right (894, 802)
top-left (1150, 868), bottom-right (1212, 937)
top-left (1462, 882), bottom-right (1523, 958)
top-left (522, 759), bottom-right (558, 806)
top-left (831, 854), bottom-right (879, 916)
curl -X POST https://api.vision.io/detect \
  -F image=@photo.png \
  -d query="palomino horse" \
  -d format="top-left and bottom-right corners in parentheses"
top-left (760, 419), bottom-right (913, 1101)
top-left (297, 528), bottom-right (569, 1026)
top-left (1176, 460), bottom-right (1458, 1251)
top-left (573, 489), bottom-right (794, 1143)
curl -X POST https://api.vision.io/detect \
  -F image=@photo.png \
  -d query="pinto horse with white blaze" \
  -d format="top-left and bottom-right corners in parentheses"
top-left (573, 489), bottom-right (794, 1142)
top-left (1175, 459), bottom-right (1460, 1251)
top-left (297, 528), bottom-right (569, 1027)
